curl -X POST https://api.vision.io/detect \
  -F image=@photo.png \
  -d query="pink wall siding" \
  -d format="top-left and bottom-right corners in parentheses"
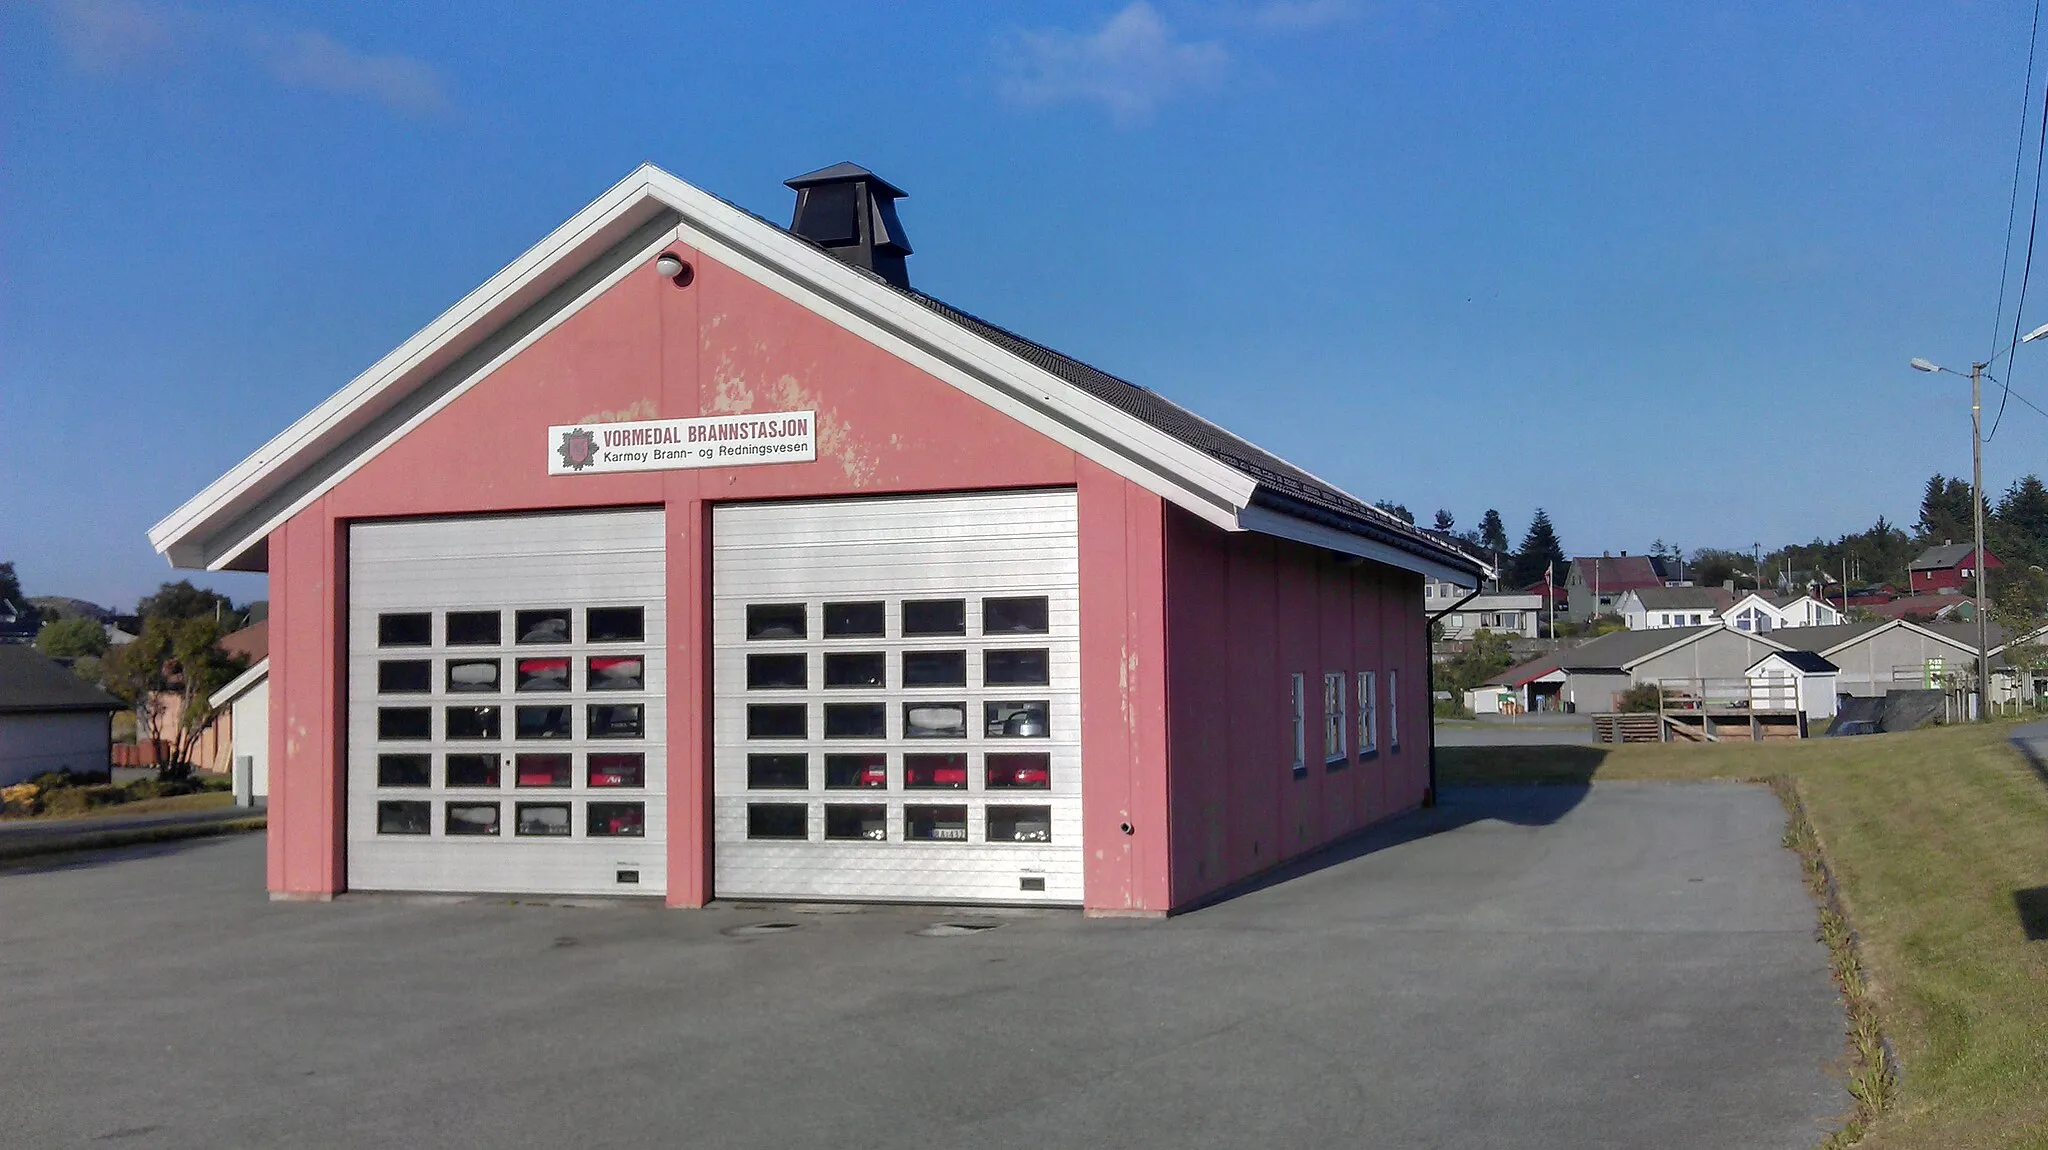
top-left (1162, 505), bottom-right (1429, 908)
top-left (260, 239), bottom-right (1177, 911)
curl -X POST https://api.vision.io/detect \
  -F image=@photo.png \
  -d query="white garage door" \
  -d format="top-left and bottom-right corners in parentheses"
top-left (712, 490), bottom-right (1082, 905)
top-left (347, 510), bottom-right (667, 896)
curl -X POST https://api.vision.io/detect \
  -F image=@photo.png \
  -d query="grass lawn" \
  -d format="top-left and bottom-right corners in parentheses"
top-left (1439, 723), bottom-right (2048, 1149)
top-left (2, 790), bottom-right (237, 823)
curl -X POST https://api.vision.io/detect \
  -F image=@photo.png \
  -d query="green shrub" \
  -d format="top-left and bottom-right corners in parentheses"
top-left (40, 784), bottom-right (126, 818)
top-left (1617, 683), bottom-right (1664, 713)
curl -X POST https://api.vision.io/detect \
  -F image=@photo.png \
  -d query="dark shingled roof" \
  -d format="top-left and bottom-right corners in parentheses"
top-left (1754, 650), bottom-right (1838, 674)
top-left (0, 644), bottom-right (123, 715)
top-left (1909, 543), bottom-right (1986, 571)
top-left (907, 292), bottom-right (1478, 577)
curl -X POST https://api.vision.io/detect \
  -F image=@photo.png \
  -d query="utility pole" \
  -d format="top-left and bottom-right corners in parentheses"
top-left (1971, 361), bottom-right (1990, 718)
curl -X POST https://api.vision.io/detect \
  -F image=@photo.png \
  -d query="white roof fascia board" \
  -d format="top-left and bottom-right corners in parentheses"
top-left (1622, 623), bottom-right (1791, 671)
top-left (1895, 618), bottom-right (1985, 656)
top-left (150, 168), bottom-right (675, 565)
top-left (1236, 504), bottom-right (1479, 586)
top-left (153, 165), bottom-right (1281, 568)
top-left (215, 658), bottom-right (269, 707)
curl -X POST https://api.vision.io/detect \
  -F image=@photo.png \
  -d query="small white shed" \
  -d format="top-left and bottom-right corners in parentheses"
top-left (1745, 650), bottom-right (1839, 721)
top-left (215, 658), bottom-right (268, 804)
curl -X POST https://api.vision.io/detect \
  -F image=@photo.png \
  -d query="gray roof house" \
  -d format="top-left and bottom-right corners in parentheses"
top-left (0, 644), bottom-right (124, 786)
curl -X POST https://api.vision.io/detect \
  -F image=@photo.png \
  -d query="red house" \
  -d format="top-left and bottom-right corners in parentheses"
top-left (1907, 543), bottom-right (2001, 595)
top-left (146, 163), bottom-right (1480, 916)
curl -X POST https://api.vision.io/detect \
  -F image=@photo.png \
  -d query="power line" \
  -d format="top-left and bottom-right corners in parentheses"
top-left (1996, 1), bottom-right (2048, 443)
top-left (1992, 0), bottom-right (2042, 359)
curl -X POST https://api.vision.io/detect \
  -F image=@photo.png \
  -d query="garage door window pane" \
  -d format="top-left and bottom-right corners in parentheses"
top-left (588, 704), bottom-right (644, 739)
top-left (445, 753), bottom-right (500, 788)
top-left (988, 806), bottom-right (1053, 843)
top-left (515, 705), bottom-right (571, 739)
top-left (983, 649), bottom-right (1049, 686)
top-left (904, 702), bottom-right (966, 739)
top-left (515, 802), bottom-right (572, 837)
top-left (376, 800), bottom-right (431, 835)
top-left (446, 611), bottom-right (502, 646)
top-left (825, 805), bottom-right (887, 841)
top-left (823, 703), bottom-right (887, 739)
top-left (903, 650), bottom-right (966, 687)
top-left (377, 754), bottom-right (432, 788)
top-left (446, 802), bottom-right (500, 836)
top-left (983, 597), bottom-right (1049, 634)
top-left (823, 601), bottom-right (885, 638)
top-left (446, 705), bottom-right (501, 740)
top-left (902, 599), bottom-right (966, 636)
top-left (378, 613), bottom-right (431, 647)
top-left (748, 704), bottom-right (807, 740)
top-left (378, 707), bottom-right (432, 740)
top-left (823, 753), bottom-right (886, 789)
top-left (589, 802), bottom-right (645, 837)
top-left (746, 604), bottom-right (806, 640)
top-left (747, 803), bottom-right (809, 840)
top-left (515, 609), bottom-right (572, 645)
top-left (906, 805), bottom-right (968, 841)
top-left (904, 753), bottom-right (967, 790)
top-left (515, 754), bottom-right (571, 788)
top-left (586, 607), bottom-right (644, 643)
top-left (446, 659), bottom-right (500, 693)
top-left (748, 653), bottom-right (808, 690)
top-left (985, 700), bottom-right (1050, 738)
top-left (823, 652), bottom-right (885, 688)
top-left (378, 660), bottom-right (432, 694)
top-left (588, 656), bottom-right (644, 691)
top-left (516, 657), bottom-right (571, 692)
top-left (589, 753), bottom-right (646, 788)
top-left (986, 753), bottom-right (1051, 789)
top-left (748, 754), bottom-right (810, 790)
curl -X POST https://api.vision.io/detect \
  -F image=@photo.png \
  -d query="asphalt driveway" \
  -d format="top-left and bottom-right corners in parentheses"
top-left (0, 783), bottom-right (1846, 1149)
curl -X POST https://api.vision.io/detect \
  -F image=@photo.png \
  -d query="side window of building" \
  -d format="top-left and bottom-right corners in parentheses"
top-left (1387, 668), bottom-right (1400, 751)
top-left (1323, 672), bottom-right (1347, 765)
top-left (1357, 671), bottom-right (1377, 757)
top-left (1289, 673), bottom-right (1306, 778)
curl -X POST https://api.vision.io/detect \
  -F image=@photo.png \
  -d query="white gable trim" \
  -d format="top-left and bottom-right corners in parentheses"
top-left (215, 658), bottom-right (269, 707)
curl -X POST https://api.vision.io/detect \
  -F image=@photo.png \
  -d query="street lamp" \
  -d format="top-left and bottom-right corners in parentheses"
top-left (1908, 355), bottom-right (1990, 715)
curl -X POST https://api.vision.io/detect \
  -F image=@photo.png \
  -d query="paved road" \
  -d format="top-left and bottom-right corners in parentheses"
top-left (0, 784), bottom-right (1845, 1149)
top-left (0, 803), bottom-right (263, 846)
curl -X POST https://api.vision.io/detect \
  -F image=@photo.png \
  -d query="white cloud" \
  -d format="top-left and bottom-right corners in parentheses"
top-left (42, 0), bottom-right (182, 73)
top-left (248, 30), bottom-right (449, 115)
top-left (999, 2), bottom-right (1228, 127)
top-left (37, 0), bottom-right (450, 115)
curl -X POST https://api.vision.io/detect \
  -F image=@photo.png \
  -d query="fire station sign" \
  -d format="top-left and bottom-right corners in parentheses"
top-left (548, 411), bottom-right (816, 475)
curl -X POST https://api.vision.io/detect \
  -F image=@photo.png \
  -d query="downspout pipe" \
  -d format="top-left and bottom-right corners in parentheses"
top-left (1423, 585), bottom-right (1484, 808)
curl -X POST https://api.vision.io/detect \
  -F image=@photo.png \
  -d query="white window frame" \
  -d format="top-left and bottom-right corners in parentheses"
top-left (1357, 670), bottom-right (1378, 757)
top-left (1290, 673), bottom-right (1306, 777)
top-left (1323, 672), bottom-right (1347, 764)
top-left (1388, 668), bottom-right (1400, 750)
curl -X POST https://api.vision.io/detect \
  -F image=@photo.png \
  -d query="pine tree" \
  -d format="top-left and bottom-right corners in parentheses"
top-left (1374, 500), bottom-right (1415, 525)
top-left (1478, 510), bottom-right (1509, 554)
top-left (1432, 509), bottom-right (1456, 533)
top-left (1508, 510), bottom-right (1566, 589)
top-left (1915, 474), bottom-right (1980, 545)
top-left (1994, 474), bottom-right (2048, 568)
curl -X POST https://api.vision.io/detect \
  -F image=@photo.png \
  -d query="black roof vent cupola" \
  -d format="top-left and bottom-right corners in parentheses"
top-left (784, 162), bottom-right (913, 289)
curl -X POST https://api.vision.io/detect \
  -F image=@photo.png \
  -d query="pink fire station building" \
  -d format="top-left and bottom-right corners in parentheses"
top-left (149, 163), bottom-right (1481, 915)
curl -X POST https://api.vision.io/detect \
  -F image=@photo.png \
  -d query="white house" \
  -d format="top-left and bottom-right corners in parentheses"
top-left (0, 645), bottom-right (123, 787)
top-left (215, 657), bottom-right (269, 804)
top-left (1725, 592), bottom-right (1842, 634)
top-left (1618, 586), bottom-right (1730, 631)
top-left (1745, 650), bottom-right (1840, 722)
top-left (1437, 592), bottom-right (1544, 639)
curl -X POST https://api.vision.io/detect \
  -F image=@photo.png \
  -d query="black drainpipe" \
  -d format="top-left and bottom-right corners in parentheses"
top-left (1424, 585), bottom-right (1484, 808)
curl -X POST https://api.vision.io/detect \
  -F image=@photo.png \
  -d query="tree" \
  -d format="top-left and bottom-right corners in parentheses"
top-left (1507, 509), bottom-right (1566, 589)
top-left (136, 580), bottom-right (240, 624)
top-left (101, 614), bottom-right (248, 780)
top-left (1432, 508), bottom-right (1456, 533)
top-left (1438, 629), bottom-right (1516, 699)
top-left (35, 616), bottom-right (108, 659)
top-left (1478, 509), bottom-right (1509, 555)
top-left (1915, 474), bottom-right (1982, 545)
top-left (0, 560), bottom-right (20, 605)
top-left (1374, 500), bottom-right (1415, 525)
top-left (1994, 474), bottom-right (2048, 569)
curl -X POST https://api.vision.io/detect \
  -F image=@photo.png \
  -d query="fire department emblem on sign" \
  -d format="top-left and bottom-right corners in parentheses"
top-left (556, 427), bottom-right (597, 471)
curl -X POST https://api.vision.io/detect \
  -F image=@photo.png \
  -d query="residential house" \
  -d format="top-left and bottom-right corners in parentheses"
top-left (1481, 624), bottom-right (1789, 713)
top-left (1618, 585), bottom-right (1733, 630)
top-left (1425, 579), bottom-right (1543, 639)
top-left (1724, 592), bottom-right (1843, 633)
top-left (1907, 543), bottom-right (2001, 595)
top-left (0, 645), bottom-right (124, 785)
top-left (1564, 554), bottom-right (1670, 621)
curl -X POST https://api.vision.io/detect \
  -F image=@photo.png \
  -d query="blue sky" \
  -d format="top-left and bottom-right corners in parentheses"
top-left (5, 0), bottom-right (2048, 609)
